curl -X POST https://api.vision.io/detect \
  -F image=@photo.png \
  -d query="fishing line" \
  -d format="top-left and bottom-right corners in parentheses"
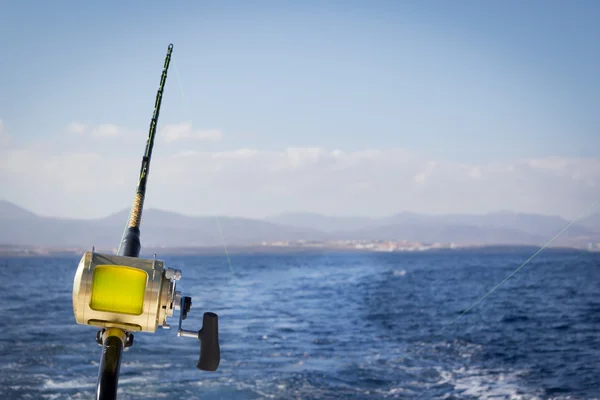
top-left (171, 60), bottom-right (282, 335)
top-left (410, 246), bottom-right (594, 400)
top-left (172, 59), bottom-right (236, 277)
top-left (214, 216), bottom-right (235, 276)
top-left (394, 199), bottom-right (598, 399)
top-left (173, 60), bottom-right (277, 329)
top-left (438, 200), bottom-right (597, 333)
top-left (172, 58), bottom-right (280, 335)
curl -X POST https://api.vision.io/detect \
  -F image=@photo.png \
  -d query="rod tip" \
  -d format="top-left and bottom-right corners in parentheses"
top-left (168, 43), bottom-right (174, 50)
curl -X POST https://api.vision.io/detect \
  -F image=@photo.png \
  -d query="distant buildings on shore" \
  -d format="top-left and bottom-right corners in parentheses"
top-left (259, 239), bottom-right (600, 252)
top-left (259, 239), bottom-right (459, 252)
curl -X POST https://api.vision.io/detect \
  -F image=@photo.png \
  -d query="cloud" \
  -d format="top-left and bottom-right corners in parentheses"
top-left (162, 122), bottom-right (223, 143)
top-left (468, 166), bottom-right (483, 179)
top-left (0, 119), bottom-right (11, 147)
top-left (66, 121), bottom-right (87, 134)
top-left (65, 121), bottom-right (120, 137)
top-left (0, 143), bottom-right (598, 220)
top-left (414, 161), bottom-right (438, 184)
top-left (527, 157), bottom-right (600, 182)
top-left (92, 124), bottom-right (120, 137)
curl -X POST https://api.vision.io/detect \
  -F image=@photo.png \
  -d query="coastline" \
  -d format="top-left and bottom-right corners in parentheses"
top-left (0, 243), bottom-right (595, 257)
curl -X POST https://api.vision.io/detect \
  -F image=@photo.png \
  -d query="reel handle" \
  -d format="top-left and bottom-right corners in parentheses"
top-left (178, 297), bottom-right (220, 371)
top-left (197, 312), bottom-right (220, 371)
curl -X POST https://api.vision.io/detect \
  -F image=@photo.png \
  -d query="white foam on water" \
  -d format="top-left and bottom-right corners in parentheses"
top-left (546, 397), bottom-right (599, 400)
top-left (118, 376), bottom-right (154, 385)
top-left (121, 361), bottom-right (173, 369)
top-left (235, 380), bottom-right (277, 398)
top-left (385, 387), bottom-right (413, 395)
top-left (392, 269), bottom-right (407, 276)
top-left (41, 392), bottom-right (91, 400)
top-left (437, 366), bottom-right (542, 400)
top-left (43, 378), bottom-right (95, 390)
top-left (1, 362), bottom-right (22, 370)
top-left (42, 375), bottom-right (153, 396)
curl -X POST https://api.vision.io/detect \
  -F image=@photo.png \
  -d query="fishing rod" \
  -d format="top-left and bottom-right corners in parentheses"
top-left (72, 44), bottom-right (220, 400)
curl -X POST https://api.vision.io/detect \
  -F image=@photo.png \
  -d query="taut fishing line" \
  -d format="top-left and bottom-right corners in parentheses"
top-left (407, 199), bottom-right (598, 398)
top-left (172, 59), bottom-right (235, 277)
top-left (438, 200), bottom-right (598, 333)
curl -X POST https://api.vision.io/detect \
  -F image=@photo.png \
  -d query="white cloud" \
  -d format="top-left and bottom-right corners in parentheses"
top-left (527, 157), bottom-right (568, 171)
top-left (92, 124), bottom-right (120, 137)
top-left (162, 122), bottom-right (223, 143)
top-left (468, 166), bottom-right (483, 179)
top-left (0, 119), bottom-right (11, 147)
top-left (65, 121), bottom-right (120, 137)
top-left (0, 143), bottom-right (598, 220)
top-left (150, 150), bottom-right (599, 219)
top-left (414, 161), bottom-right (437, 184)
top-left (66, 121), bottom-right (87, 134)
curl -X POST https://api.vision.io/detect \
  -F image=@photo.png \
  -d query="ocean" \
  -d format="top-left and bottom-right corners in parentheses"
top-left (0, 250), bottom-right (598, 399)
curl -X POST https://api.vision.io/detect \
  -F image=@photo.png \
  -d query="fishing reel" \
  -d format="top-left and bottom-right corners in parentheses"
top-left (72, 249), bottom-right (220, 371)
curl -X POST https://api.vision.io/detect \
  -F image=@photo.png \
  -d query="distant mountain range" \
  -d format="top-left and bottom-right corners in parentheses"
top-left (0, 200), bottom-right (598, 249)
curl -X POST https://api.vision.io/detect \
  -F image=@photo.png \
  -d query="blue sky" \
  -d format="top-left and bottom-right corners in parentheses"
top-left (0, 1), bottom-right (598, 218)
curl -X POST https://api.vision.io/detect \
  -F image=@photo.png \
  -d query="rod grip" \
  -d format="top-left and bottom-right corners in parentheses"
top-left (197, 312), bottom-right (220, 371)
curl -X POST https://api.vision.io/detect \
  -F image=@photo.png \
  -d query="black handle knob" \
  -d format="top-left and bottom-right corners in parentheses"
top-left (197, 312), bottom-right (220, 371)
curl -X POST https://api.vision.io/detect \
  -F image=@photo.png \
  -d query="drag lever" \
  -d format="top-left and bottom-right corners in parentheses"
top-left (177, 296), bottom-right (220, 371)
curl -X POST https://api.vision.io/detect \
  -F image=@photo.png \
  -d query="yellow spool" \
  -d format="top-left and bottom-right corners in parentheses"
top-left (90, 265), bottom-right (148, 315)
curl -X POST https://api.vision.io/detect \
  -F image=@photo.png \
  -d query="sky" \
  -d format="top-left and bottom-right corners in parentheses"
top-left (0, 0), bottom-right (599, 220)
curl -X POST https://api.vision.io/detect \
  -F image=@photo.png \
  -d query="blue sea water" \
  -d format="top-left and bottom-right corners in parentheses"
top-left (0, 250), bottom-right (599, 399)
